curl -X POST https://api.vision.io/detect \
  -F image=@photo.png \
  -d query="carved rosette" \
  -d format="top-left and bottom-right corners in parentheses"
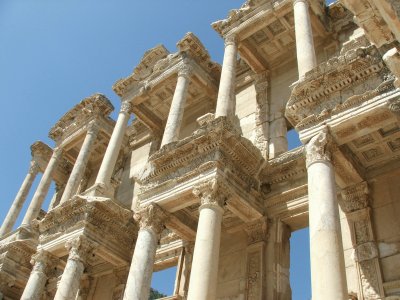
top-left (29, 160), bottom-right (41, 175)
top-left (120, 101), bottom-right (132, 115)
top-left (178, 63), bottom-right (193, 79)
top-left (134, 203), bottom-right (169, 237)
top-left (193, 179), bottom-right (230, 212)
top-left (30, 250), bottom-right (59, 276)
top-left (341, 182), bottom-right (369, 213)
top-left (65, 236), bottom-right (97, 264)
top-left (305, 127), bottom-right (333, 167)
top-left (245, 217), bottom-right (268, 245)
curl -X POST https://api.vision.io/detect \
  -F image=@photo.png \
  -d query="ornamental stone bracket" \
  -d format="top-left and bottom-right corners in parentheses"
top-left (37, 197), bottom-right (137, 267)
top-left (135, 117), bottom-right (265, 224)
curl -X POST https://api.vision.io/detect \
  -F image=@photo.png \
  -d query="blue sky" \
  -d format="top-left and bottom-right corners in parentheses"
top-left (0, 0), bottom-right (312, 298)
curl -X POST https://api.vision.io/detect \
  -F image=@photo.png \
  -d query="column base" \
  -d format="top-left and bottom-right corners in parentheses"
top-left (82, 183), bottom-right (115, 200)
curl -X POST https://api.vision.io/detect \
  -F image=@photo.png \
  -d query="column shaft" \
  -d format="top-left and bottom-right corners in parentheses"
top-left (215, 36), bottom-right (237, 118)
top-left (123, 228), bottom-right (158, 300)
top-left (60, 124), bottom-right (99, 204)
top-left (187, 204), bottom-right (223, 300)
top-left (95, 102), bottom-right (130, 187)
top-left (306, 130), bottom-right (347, 300)
top-left (54, 238), bottom-right (92, 300)
top-left (160, 65), bottom-right (191, 147)
top-left (22, 148), bottom-right (62, 226)
top-left (0, 162), bottom-right (39, 237)
top-left (293, 0), bottom-right (317, 79)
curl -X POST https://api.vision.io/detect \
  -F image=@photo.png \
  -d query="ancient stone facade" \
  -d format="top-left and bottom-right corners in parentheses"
top-left (1, 0), bottom-right (400, 299)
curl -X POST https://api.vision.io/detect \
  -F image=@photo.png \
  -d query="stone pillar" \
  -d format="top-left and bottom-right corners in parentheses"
top-left (161, 64), bottom-right (193, 147)
top-left (215, 35), bottom-right (238, 119)
top-left (22, 147), bottom-right (63, 226)
top-left (94, 101), bottom-right (131, 193)
top-left (293, 0), bottom-right (317, 79)
top-left (123, 203), bottom-right (168, 300)
top-left (253, 72), bottom-right (270, 159)
top-left (305, 128), bottom-right (348, 300)
top-left (175, 243), bottom-right (194, 298)
top-left (60, 122), bottom-right (99, 204)
top-left (0, 161), bottom-right (40, 237)
top-left (341, 182), bottom-right (384, 299)
top-left (265, 219), bottom-right (292, 300)
top-left (187, 180), bottom-right (228, 300)
top-left (383, 47), bottom-right (400, 88)
top-left (21, 250), bottom-right (58, 300)
top-left (54, 236), bottom-right (95, 300)
top-left (269, 116), bottom-right (288, 159)
top-left (244, 218), bottom-right (268, 300)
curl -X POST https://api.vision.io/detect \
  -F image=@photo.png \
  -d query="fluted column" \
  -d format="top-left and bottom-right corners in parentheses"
top-left (187, 180), bottom-right (228, 300)
top-left (293, 0), bottom-right (317, 79)
top-left (54, 236), bottom-right (95, 300)
top-left (306, 128), bottom-right (347, 300)
top-left (22, 147), bottom-right (63, 226)
top-left (161, 64), bottom-right (193, 147)
top-left (60, 122), bottom-right (99, 204)
top-left (123, 204), bottom-right (168, 300)
top-left (94, 101), bottom-right (131, 192)
top-left (21, 250), bottom-right (58, 300)
top-left (215, 35), bottom-right (238, 119)
top-left (0, 161), bottom-right (40, 237)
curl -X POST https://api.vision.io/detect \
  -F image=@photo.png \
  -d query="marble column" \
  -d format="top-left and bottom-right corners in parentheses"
top-left (187, 180), bottom-right (228, 300)
top-left (293, 0), bottom-right (317, 79)
top-left (60, 122), bottom-right (99, 204)
top-left (21, 250), bottom-right (58, 300)
top-left (94, 101), bottom-right (131, 192)
top-left (161, 64), bottom-right (193, 147)
top-left (54, 236), bottom-right (94, 300)
top-left (305, 128), bottom-right (348, 300)
top-left (123, 204), bottom-right (167, 300)
top-left (215, 35), bottom-right (238, 119)
top-left (0, 161), bottom-right (40, 237)
top-left (22, 147), bottom-right (63, 226)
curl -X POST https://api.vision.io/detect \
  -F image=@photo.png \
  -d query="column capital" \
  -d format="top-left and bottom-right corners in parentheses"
top-left (387, 98), bottom-right (400, 117)
top-left (193, 179), bottom-right (230, 212)
top-left (340, 182), bottom-right (369, 214)
top-left (224, 34), bottom-right (238, 47)
top-left (293, 0), bottom-right (309, 6)
top-left (178, 63), bottom-right (193, 79)
top-left (134, 203), bottom-right (169, 236)
top-left (53, 146), bottom-right (64, 159)
top-left (244, 217), bottom-right (268, 244)
top-left (305, 127), bottom-right (333, 167)
top-left (30, 249), bottom-right (59, 276)
top-left (87, 120), bottom-right (101, 135)
top-left (120, 100), bottom-right (132, 115)
top-left (28, 160), bottom-right (41, 175)
top-left (65, 236), bottom-right (97, 264)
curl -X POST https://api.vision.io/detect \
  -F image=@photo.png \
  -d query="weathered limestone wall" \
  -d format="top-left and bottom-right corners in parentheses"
top-left (216, 230), bottom-right (248, 299)
top-left (89, 273), bottom-right (117, 300)
top-left (370, 168), bottom-right (400, 283)
top-left (116, 142), bottom-right (152, 208)
top-left (180, 101), bottom-right (214, 140)
top-left (236, 83), bottom-right (257, 142)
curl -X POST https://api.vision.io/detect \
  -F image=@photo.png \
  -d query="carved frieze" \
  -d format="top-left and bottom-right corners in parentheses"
top-left (245, 218), bottom-right (268, 244)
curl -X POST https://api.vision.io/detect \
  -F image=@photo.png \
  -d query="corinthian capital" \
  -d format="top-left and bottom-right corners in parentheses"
top-left (388, 98), bottom-right (400, 117)
top-left (224, 34), bottom-right (237, 47)
top-left (178, 63), bottom-right (193, 78)
top-left (120, 101), bottom-right (132, 114)
top-left (65, 236), bottom-right (97, 264)
top-left (134, 203), bottom-right (168, 236)
top-left (28, 160), bottom-right (41, 175)
top-left (305, 127), bottom-right (333, 167)
top-left (30, 250), bottom-right (59, 276)
top-left (87, 120), bottom-right (100, 135)
top-left (193, 179), bottom-right (230, 212)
